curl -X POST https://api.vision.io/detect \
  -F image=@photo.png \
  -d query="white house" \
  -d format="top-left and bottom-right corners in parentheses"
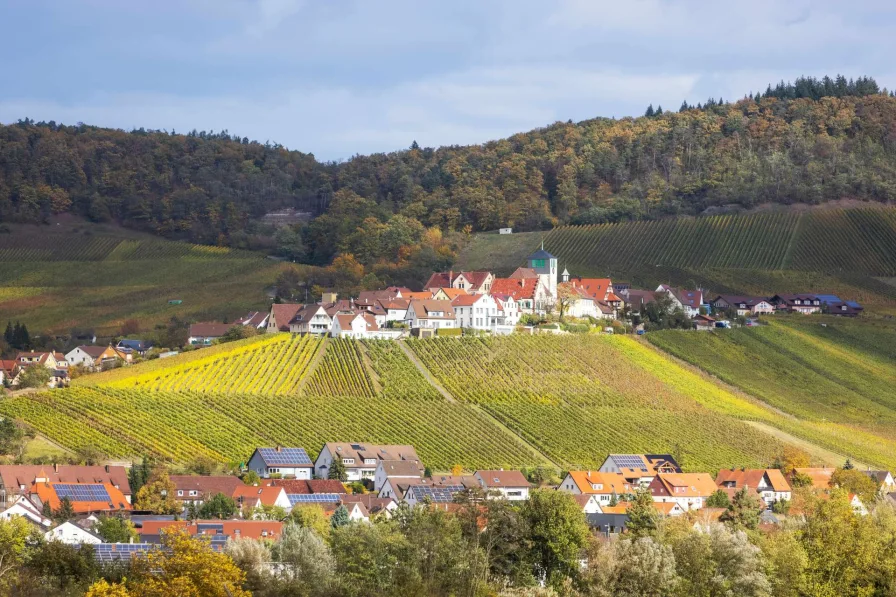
top-left (247, 447), bottom-right (313, 479)
top-left (558, 471), bottom-right (635, 506)
top-left (232, 485), bottom-right (292, 514)
top-left (187, 323), bottom-right (233, 346)
top-left (474, 470), bottom-right (531, 501)
top-left (656, 285), bottom-right (705, 318)
top-left (44, 521), bottom-right (102, 544)
top-left (374, 461), bottom-right (424, 493)
top-left (289, 305), bottom-right (332, 336)
top-left (314, 443), bottom-right (422, 483)
top-left (379, 299), bottom-right (409, 323)
top-left (492, 295), bottom-right (520, 327)
top-left (648, 473), bottom-right (717, 512)
top-left (490, 277), bottom-right (551, 316)
top-left (0, 495), bottom-right (51, 527)
top-left (557, 282), bottom-right (598, 319)
top-left (404, 300), bottom-right (456, 330)
top-left (329, 313), bottom-right (402, 340)
top-left (715, 469), bottom-right (792, 505)
top-left (452, 293), bottom-right (503, 331)
top-left (65, 346), bottom-right (121, 369)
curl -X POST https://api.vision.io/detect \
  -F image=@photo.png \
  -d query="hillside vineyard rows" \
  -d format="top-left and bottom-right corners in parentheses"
top-left (6, 326), bottom-right (896, 472)
top-left (462, 207), bottom-right (896, 277)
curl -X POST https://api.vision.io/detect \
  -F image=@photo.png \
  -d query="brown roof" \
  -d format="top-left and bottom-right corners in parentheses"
top-left (378, 460), bottom-right (424, 478)
top-left (436, 288), bottom-right (468, 300)
top-left (77, 345), bottom-right (109, 358)
top-left (0, 360), bottom-right (20, 374)
top-left (476, 470), bottom-right (531, 488)
top-left (408, 299), bottom-right (455, 319)
top-left (339, 494), bottom-right (396, 514)
top-left (458, 271), bottom-right (491, 288)
top-left (509, 267), bottom-right (538, 280)
top-left (565, 471), bottom-right (634, 495)
top-left (424, 272), bottom-right (454, 290)
top-left (290, 304), bottom-right (326, 325)
top-left (0, 465), bottom-right (130, 496)
top-left (792, 467), bottom-right (834, 490)
top-left (270, 303), bottom-right (303, 331)
top-left (715, 469), bottom-right (791, 493)
top-left (570, 278), bottom-right (613, 301)
top-left (169, 475), bottom-right (243, 499)
top-left (653, 473), bottom-right (717, 497)
top-left (624, 290), bottom-right (659, 309)
top-left (232, 485), bottom-right (285, 507)
top-left (324, 443), bottom-right (422, 469)
top-left (379, 298), bottom-right (409, 311)
top-left (188, 323), bottom-right (233, 338)
top-left (356, 289), bottom-right (402, 305)
top-left (490, 278), bottom-right (540, 301)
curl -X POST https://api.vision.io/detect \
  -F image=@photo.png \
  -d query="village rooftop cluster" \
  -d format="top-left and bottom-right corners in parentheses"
top-left (1, 443), bottom-right (893, 558)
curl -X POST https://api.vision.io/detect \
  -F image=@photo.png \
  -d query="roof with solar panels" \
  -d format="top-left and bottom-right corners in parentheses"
top-left (250, 447), bottom-right (313, 467)
top-left (29, 481), bottom-right (132, 513)
top-left (600, 454), bottom-right (682, 479)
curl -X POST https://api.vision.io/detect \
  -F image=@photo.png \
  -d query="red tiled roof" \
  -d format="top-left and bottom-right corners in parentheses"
top-left (139, 520), bottom-right (283, 540)
top-left (571, 278), bottom-right (613, 301)
top-left (425, 272), bottom-right (454, 290)
top-left (170, 475), bottom-right (243, 499)
top-left (451, 294), bottom-right (485, 307)
top-left (232, 485), bottom-right (285, 507)
top-left (509, 267), bottom-right (538, 280)
top-left (30, 481), bottom-right (131, 513)
top-left (0, 465), bottom-right (130, 495)
top-left (490, 278), bottom-right (540, 301)
top-left (459, 271), bottom-right (491, 288)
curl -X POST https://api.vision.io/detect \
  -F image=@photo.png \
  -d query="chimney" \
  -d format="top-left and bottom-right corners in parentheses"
top-left (276, 446), bottom-right (282, 453)
top-left (449, 270), bottom-right (454, 285)
top-left (54, 463), bottom-right (59, 473)
top-left (105, 465), bottom-right (110, 473)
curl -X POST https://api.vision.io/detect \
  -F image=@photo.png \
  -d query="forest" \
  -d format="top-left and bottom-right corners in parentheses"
top-left (2, 76), bottom-right (896, 271)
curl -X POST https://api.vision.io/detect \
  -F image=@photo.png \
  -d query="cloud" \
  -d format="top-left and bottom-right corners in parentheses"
top-left (246, 0), bottom-right (306, 37)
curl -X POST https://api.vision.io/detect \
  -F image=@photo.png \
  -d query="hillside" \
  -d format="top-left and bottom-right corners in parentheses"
top-left (456, 206), bottom-right (896, 312)
top-left (4, 79), bottom-right (896, 273)
top-left (0, 217), bottom-right (287, 335)
top-left (4, 324), bottom-right (895, 471)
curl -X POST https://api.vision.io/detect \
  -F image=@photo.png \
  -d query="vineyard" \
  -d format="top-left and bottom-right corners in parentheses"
top-left (4, 324), bottom-right (896, 471)
top-left (457, 207), bottom-right (896, 277)
top-left (0, 220), bottom-right (285, 334)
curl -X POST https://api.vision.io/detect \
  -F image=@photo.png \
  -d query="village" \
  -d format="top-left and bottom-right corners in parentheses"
top-left (1, 441), bottom-right (894, 559)
top-left (0, 246), bottom-right (865, 389)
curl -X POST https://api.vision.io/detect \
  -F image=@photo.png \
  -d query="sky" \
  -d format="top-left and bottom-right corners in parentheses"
top-left (2, 0), bottom-right (895, 161)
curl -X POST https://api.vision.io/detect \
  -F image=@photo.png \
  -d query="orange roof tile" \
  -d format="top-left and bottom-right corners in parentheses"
top-left (566, 471), bottom-right (634, 495)
top-left (30, 481), bottom-right (131, 513)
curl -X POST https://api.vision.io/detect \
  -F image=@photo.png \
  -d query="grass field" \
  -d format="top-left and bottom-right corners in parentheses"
top-left (0, 218), bottom-right (287, 336)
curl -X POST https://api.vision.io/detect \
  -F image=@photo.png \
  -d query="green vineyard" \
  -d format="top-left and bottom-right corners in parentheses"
top-left (457, 207), bottom-right (896, 277)
top-left (4, 323), bottom-right (896, 471)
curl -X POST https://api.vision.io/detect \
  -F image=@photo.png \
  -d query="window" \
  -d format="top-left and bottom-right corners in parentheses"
top-left (364, 459), bottom-right (375, 465)
top-left (177, 490), bottom-right (184, 496)
top-left (189, 490), bottom-right (197, 497)
top-left (532, 259), bottom-right (545, 268)
top-left (269, 468), bottom-right (280, 474)
top-left (343, 459), bottom-right (355, 464)
top-left (507, 490), bottom-right (522, 497)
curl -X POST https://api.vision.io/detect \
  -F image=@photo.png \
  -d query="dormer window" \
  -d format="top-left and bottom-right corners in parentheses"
top-left (591, 483), bottom-right (603, 490)
top-left (365, 459), bottom-right (375, 465)
top-left (343, 458), bottom-right (355, 465)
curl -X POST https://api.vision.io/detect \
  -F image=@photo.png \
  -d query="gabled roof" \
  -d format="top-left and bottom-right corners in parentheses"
top-left (475, 470), bottom-right (531, 488)
top-left (509, 267), bottom-right (538, 280)
top-left (118, 339), bottom-right (152, 351)
top-left (715, 469), bottom-right (791, 493)
top-left (76, 345), bottom-right (109, 358)
top-left (31, 482), bottom-right (132, 513)
top-left (378, 460), bottom-right (424, 478)
top-left (139, 520), bottom-right (283, 541)
top-left (527, 248), bottom-right (555, 260)
top-left (268, 479), bottom-right (346, 495)
top-left (324, 443), bottom-right (421, 469)
top-left (232, 485), bottom-right (286, 507)
top-left (792, 467), bottom-right (834, 490)
top-left (379, 298), bottom-right (409, 311)
top-left (571, 278), bottom-right (613, 301)
top-left (565, 471), bottom-right (634, 495)
top-left (290, 304), bottom-right (328, 325)
top-left (236, 312), bottom-right (269, 328)
top-left (169, 475), bottom-right (243, 498)
top-left (252, 447), bottom-right (312, 467)
top-left (404, 291), bottom-right (433, 300)
top-left (188, 323), bottom-right (233, 338)
top-left (490, 278), bottom-right (541, 301)
top-left (653, 473), bottom-right (717, 497)
top-left (270, 303), bottom-right (303, 331)
top-left (658, 285), bottom-right (703, 309)
top-left (0, 465), bottom-right (130, 495)
top-left (458, 271), bottom-right (492, 288)
top-left (435, 287), bottom-right (468, 300)
top-left (863, 470), bottom-right (893, 484)
top-left (424, 272), bottom-right (454, 290)
top-left (451, 293), bottom-right (487, 307)
top-left (339, 494), bottom-right (396, 515)
top-left (408, 299), bottom-right (455, 319)
top-left (712, 295), bottom-right (771, 307)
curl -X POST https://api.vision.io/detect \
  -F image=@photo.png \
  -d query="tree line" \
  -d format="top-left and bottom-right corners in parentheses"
top-left (3, 76), bottom-right (896, 271)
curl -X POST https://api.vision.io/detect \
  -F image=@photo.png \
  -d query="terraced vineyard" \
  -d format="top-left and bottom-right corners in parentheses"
top-left (457, 207), bottom-right (896, 277)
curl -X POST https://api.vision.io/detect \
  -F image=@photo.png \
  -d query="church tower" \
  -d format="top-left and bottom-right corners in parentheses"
top-left (527, 242), bottom-right (557, 299)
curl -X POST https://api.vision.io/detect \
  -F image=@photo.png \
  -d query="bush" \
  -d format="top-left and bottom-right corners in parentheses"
top-left (436, 328), bottom-right (462, 337)
top-left (560, 323), bottom-right (589, 334)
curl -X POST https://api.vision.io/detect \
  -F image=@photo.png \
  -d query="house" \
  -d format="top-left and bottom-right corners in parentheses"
top-left (452, 293), bottom-right (504, 331)
top-left (791, 467), bottom-right (834, 491)
top-left (117, 339), bottom-right (153, 356)
top-left (169, 475), bottom-right (243, 507)
top-left (403, 484), bottom-right (467, 507)
top-left (330, 312), bottom-right (400, 339)
top-left (474, 470), bottom-right (531, 500)
top-left (232, 485), bottom-right (291, 513)
top-left (598, 454), bottom-right (682, 486)
top-left (378, 299), bottom-right (410, 323)
top-left (65, 345), bottom-right (126, 369)
top-left (268, 303), bottom-right (303, 333)
top-left (490, 277), bottom-right (550, 315)
top-left (15, 351), bottom-right (63, 370)
top-left (556, 281), bottom-right (598, 319)
top-left (425, 271), bottom-right (494, 294)
top-left (430, 287), bottom-right (468, 302)
top-left (863, 470), bottom-right (895, 492)
top-left (44, 521), bottom-right (102, 545)
top-left (379, 475), bottom-right (477, 501)
top-left (340, 494), bottom-right (398, 518)
top-left (623, 290), bottom-right (659, 315)
top-left (492, 294), bottom-right (520, 328)
top-left (236, 311), bottom-right (269, 330)
top-left (558, 471), bottom-right (635, 505)
top-left (405, 300), bottom-right (456, 330)
top-left (769, 294), bottom-right (822, 314)
top-left (188, 323), bottom-right (233, 346)
top-left (566, 277), bottom-right (622, 308)
top-left (139, 520), bottom-right (283, 543)
top-left (0, 495), bottom-right (51, 527)
top-left (289, 304), bottom-right (332, 336)
top-left (693, 314), bottom-right (716, 330)
top-left (524, 245), bottom-right (558, 300)
top-left (0, 465), bottom-right (131, 508)
top-left (849, 493), bottom-right (869, 516)
top-left (823, 299), bottom-right (864, 317)
top-left (715, 469), bottom-right (792, 505)
top-left (247, 447), bottom-right (313, 480)
top-left (266, 479), bottom-right (346, 495)
top-left (29, 481), bottom-right (132, 515)
top-left (656, 285), bottom-right (704, 318)
top-left (711, 295), bottom-right (775, 316)
top-left (314, 443), bottom-right (422, 482)
top-left (374, 461), bottom-right (424, 493)
top-left (0, 360), bottom-right (20, 386)
top-left (648, 473), bottom-right (717, 511)
top-left (573, 494), bottom-right (603, 514)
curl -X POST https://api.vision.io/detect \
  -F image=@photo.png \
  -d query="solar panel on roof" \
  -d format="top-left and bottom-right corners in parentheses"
top-left (287, 493), bottom-right (343, 506)
top-left (350, 443), bottom-right (364, 450)
top-left (258, 448), bottom-right (312, 466)
top-left (408, 485), bottom-right (465, 503)
top-left (91, 543), bottom-right (157, 562)
top-left (54, 484), bottom-right (111, 502)
top-left (613, 455), bottom-right (646, 470)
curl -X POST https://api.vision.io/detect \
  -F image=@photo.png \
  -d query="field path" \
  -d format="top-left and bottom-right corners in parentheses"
top-left (294, 337), bottom-right (329, 395)
top-left (744, 421), bottom-right (870, 469)
top-left (398, 340), bottom-right (559, 467)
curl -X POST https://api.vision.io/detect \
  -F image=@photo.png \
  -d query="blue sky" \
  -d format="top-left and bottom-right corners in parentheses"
top-left (2, 0), bottom-right (894, 160)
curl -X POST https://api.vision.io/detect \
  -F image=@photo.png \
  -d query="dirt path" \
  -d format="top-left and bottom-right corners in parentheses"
top-left (398, 340), bottom-right (559, 467)
top-left (294, 337), bottom-right (328, 395)
top-left (744, 421), bottom-right (870, 469)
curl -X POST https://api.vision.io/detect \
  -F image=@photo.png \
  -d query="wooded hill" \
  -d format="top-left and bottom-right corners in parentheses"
top-left (2, 76), bottom-right (896, 269)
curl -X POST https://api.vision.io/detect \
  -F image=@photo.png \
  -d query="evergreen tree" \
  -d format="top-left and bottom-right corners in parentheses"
top-left (328, 457), bottom-right (347, 482)
top-left (843, 458), bottom-right (855, 470)
top-left (655, 105), bottom-right (663, 116)
top-left (3, 322), bottom-right (12, 346)
top-left (625, 488), bottom-right (659, 538)
top-left (644, 104), bottom-right (655, 117)
top-left (679, 100), bottom-right (689, 112)
top-left (720, 487), bottom-right (761, 530)
top-left (330, 505), bottom-right (350, 528)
